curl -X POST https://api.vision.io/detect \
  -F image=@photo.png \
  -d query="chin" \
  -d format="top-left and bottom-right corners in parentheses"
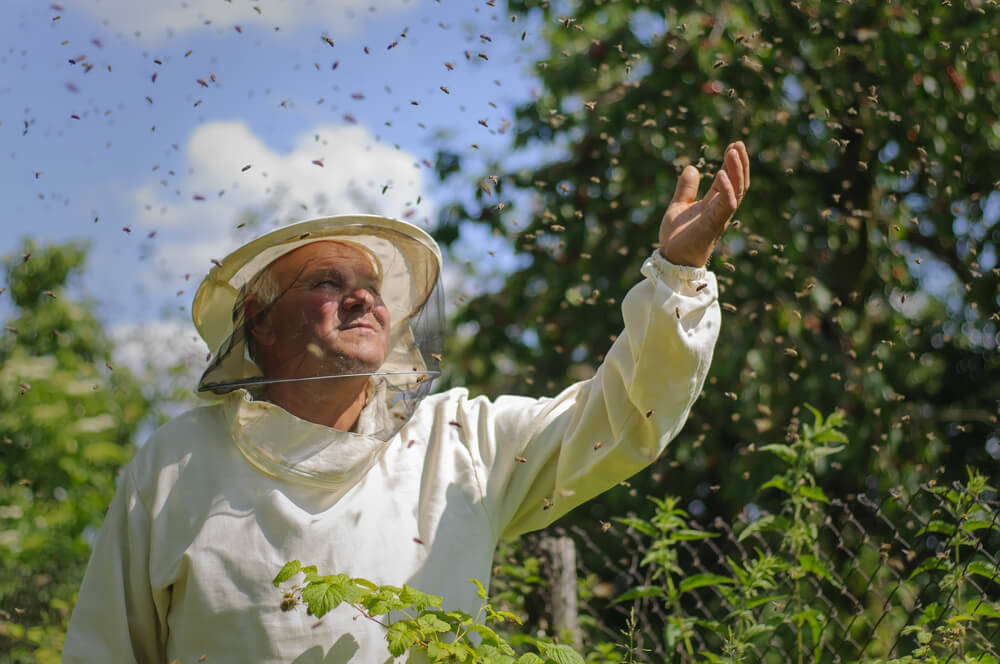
top-left (322, 346), bottom-right (387, 375)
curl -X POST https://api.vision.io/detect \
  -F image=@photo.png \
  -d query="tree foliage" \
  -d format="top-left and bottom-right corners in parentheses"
top-left (0, 240), bottom-right (154, 663)
top-left (435, 0), bottom-right (1000, 519)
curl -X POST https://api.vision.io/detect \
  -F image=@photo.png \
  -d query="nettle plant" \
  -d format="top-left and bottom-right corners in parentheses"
top-left (879, 468), bottom-right (1000, 664)
top-left (272, 561), bottom-right (585, 663)
top-left (608, 405), bottom-right (847, 663)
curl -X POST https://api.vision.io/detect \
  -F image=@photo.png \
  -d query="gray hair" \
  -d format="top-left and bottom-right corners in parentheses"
top-left (236, 266), bottom-right (281, 363)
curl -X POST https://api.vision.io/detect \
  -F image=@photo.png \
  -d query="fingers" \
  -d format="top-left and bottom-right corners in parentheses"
top-left (670, 165), bottom-right (701, 207)
top-left (724, 148), bottom-right (744, 202)
top-left (708, 168), bottom-right (739, 221)
top-left (726, 141), bottom-right (750, 195)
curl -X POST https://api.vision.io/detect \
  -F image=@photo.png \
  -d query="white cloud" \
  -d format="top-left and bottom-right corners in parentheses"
top-left (133, 119), bottom-right (437, 283)
top-left (111, 319), bottom-right (212, 412)
top-left (70, 0), bottom-right (415, 43)
top-left (111, 318), bottom-right (208, 384)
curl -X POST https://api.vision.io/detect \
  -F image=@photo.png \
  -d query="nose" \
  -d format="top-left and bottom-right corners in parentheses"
top-left (341, 286), bottom-right (375, 313)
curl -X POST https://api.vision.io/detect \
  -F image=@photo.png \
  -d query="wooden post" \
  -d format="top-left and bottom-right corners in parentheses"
top-left (541, 535), bottom-right (582, 645)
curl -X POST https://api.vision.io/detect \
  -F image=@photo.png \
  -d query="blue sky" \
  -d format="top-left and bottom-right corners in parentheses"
top-left (1, 0), bottom-right (546, 374)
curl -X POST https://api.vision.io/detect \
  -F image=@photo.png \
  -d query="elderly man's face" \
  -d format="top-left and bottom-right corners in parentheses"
top-left (251, 241), bottom-right (391, 377)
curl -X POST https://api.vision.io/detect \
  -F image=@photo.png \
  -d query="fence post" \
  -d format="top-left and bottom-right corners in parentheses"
top-left (541, 535), bottom-right (582, 645)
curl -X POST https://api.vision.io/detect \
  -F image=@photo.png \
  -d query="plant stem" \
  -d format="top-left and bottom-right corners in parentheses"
top-left (664, 574), bottom-right (695, 659)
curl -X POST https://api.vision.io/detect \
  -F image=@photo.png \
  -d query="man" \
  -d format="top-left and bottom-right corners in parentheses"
top-left (64, 143), bottom-right (750, 662)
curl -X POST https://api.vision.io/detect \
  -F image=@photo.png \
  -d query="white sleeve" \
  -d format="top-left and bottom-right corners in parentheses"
top-left (63, 465), bottom-right (168, 663)
top-left (472, 251), bottom-right (721, 540)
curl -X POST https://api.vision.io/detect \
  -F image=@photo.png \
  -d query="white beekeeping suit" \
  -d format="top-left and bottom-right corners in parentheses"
top-left (63, 213), bottom-right (720, 663)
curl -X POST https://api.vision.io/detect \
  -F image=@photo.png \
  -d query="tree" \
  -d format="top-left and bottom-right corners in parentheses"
top-left (435, 0), bottom-right (1000, 520)
top-left (0, 240), bottom-right (155, 663)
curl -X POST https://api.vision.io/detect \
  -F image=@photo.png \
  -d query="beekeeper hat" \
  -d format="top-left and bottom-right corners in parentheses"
top-left (191, 213), bottom-right (444, 403)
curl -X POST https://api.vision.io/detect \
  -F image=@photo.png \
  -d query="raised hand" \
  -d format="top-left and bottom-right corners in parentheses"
top-left (659, 141), bottom-right (750, 268)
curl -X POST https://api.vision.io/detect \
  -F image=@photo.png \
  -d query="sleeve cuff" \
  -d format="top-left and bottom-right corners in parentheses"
top-left (641, 250), bottom-right (711, 284)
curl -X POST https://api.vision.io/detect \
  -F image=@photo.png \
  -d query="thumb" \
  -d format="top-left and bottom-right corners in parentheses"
top-left (670, 165), bottom-right (701, 207)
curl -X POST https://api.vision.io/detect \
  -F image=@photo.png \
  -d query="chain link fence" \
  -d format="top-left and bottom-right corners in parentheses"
top-left (497, 479), bottom-right (1000, 662)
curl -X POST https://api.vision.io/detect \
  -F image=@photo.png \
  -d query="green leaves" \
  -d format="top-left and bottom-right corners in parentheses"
top-left (678, 574), bottom-right (736, 594)
top-left (272, 560), bottom-right (302, 587)
top-left (611, 585), bottom-right (666, 605)
top-left (386, 623), bottom-right (419, 657)
top-left (273, 566), bottom-right (586, 663)
top-left (1, 240), bottom-right (156, 661)
top-left (416, 613), bottom-right (452, 634)
top-left (300, 574), bottom-right (357, 618)
top-left (759, 443), bottom-right (797, 465)
top-left (536, 642), bottom-right (585, 664)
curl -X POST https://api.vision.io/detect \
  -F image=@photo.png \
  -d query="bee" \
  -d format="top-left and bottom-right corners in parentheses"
top-left (542, 498), bottom-right (554, 510)
top-left (515, 456), bottom-right (527, 463)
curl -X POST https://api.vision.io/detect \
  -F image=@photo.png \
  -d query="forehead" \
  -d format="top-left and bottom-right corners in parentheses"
top-left (269, 241), bottom-right (380, 286)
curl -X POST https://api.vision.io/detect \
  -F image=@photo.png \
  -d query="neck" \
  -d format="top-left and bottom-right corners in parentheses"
top-left (264, 375), bottom-right (370, 431)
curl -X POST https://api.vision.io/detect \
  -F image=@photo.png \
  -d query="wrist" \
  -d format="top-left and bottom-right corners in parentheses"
top-left (658, 246), bottom-right (707, 268)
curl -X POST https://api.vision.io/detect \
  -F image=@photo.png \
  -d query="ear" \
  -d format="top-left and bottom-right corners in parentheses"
top-left (244, 295), bottom-right (277, 348)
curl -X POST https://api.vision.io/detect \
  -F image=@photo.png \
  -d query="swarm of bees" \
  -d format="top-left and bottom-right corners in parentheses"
top-left (6, 4), bottom-right (998, 639)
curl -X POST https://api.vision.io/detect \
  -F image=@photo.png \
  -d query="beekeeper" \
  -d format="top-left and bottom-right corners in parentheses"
top-left (64, 143), bottom-right (750, 662)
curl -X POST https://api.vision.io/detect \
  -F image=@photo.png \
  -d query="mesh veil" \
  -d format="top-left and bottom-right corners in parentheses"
top-left (192, 215), bottom-right (444, 442)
